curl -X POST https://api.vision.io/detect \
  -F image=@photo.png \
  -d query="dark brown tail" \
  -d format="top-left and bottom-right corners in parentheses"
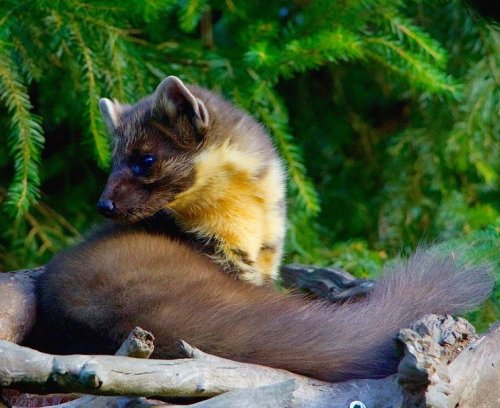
top-left (216, 247), bottom-right (494, 381)
top-left (34, 235), bottom-right (494, 383)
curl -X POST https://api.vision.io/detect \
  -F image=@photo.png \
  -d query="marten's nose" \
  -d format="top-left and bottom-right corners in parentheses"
top-left (97, 199), bottom-right (116, 217)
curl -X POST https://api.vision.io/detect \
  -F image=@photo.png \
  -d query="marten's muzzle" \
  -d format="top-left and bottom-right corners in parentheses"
top-left (96, 198), bottom-right (116, 217)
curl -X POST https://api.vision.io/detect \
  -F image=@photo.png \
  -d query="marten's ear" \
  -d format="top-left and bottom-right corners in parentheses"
top-left (152, 76), bottom-right (209, 135)
top-left (99, 98), bottom-right (122, 133)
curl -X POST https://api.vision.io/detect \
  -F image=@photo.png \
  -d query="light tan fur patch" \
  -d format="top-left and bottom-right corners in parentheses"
top-left (168, 141), bottom-right (286, 284)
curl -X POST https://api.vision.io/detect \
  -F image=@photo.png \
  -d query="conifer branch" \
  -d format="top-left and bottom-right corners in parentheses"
top-left (249, 80), bottom-right (320, 216)
top-left (0, 48), bottom-right (44, 218)
top-left (69, 21), bottom-right (110, 168)
top-left (366, 37), bottom-right (459, 95)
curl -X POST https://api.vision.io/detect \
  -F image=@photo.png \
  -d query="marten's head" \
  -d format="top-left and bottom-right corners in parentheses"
top-left (97, 76), bottom-right (210, 222)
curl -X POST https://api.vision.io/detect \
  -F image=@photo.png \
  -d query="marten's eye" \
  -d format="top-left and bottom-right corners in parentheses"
top-left (130, 154), bottom-right (156, 177)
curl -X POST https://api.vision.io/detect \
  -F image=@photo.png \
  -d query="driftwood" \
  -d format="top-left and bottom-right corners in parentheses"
top-left (1, 326), bottom-right (158, 408)
top-left (1, 268), bottom-right (499, 407)
top-left (0, 268), bottom-right (43, 344)
top-left (280, 264), bottom-right (374, 301)
top-left (0, 335), bottom-right (403, 407)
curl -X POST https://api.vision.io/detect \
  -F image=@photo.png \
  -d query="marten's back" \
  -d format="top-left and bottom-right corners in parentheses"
top-left (36, 227), bottom-right (292, 358)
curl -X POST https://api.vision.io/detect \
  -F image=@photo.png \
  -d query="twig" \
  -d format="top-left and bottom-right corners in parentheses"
top-left (115, 327), bottom-right (155, 359)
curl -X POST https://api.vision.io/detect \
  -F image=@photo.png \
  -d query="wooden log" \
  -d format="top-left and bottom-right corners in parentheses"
top-left (51, 381), bottom-right (295, 408)
top-left (0, 337), bottom-right (403, 407)
top-left (397, 315), bottom-right (500, 407)
top-left (0, 268), bottom-right (43, 343)
top-left (1, 327), bottom-right (158, 408)
top-left (446, 323), bottom-right (500, 407)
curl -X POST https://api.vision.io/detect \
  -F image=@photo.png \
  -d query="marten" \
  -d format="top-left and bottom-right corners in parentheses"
top-left (95, 76), bottom-right (286, 285)
top-left (31, 76), bottom-right (493, 382)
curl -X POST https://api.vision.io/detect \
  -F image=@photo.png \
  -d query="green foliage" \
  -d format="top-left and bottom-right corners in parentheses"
top-left (430, 223), bottom-right (500, 332)
top-left (0, 1), bottom-right (498, 326)
top-left (0, 48), bottom-right (44, 218)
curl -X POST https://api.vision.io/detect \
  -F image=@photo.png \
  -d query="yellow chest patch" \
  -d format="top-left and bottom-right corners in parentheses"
top-left (167, 142), bottom-right (286, 284)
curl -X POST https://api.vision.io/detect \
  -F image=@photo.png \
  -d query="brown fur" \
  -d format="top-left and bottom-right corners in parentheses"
top-left (30, 77), bottom-right (493, 382)
top-left (98, 77), bottom-right (286, 284)
top-left (35, 226), bottom-right (493, 382)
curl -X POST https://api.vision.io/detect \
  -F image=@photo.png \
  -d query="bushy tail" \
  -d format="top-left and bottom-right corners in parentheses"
top-left (372, 247), bottom-right (494, 316)
top-left (286, 247), bottom-right (495, 381)
top-left (234, 247), bottom-right (494, 382)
